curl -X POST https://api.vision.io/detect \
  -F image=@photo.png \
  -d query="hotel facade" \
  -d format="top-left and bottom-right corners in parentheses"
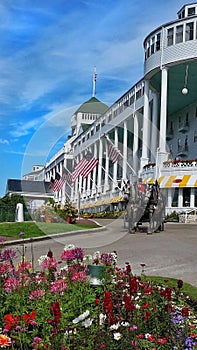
top-left (45, 3), bottom-right (197, 215)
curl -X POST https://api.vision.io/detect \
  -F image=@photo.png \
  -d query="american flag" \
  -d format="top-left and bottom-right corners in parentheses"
top-left (81, 152), bottom-right (99, 178)
top-left (62, 167), bottom-right (73, 186)
top-left (72, 152), bottom-right (98, 183)
top-left (49, 173), bottom-right (64, 192)
top-left (106, 139), bottom-right (121, 163)
top-left (72, 158), bottom-right (88, 184)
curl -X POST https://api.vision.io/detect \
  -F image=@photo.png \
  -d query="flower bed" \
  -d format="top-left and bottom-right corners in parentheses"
top-left (0, 242), bottom-right (197, 349)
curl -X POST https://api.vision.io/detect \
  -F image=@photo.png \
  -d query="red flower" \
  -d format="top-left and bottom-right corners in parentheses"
top-left (137, 334), bottom-right (144, 339)
top-left (182, 307), bottom-right (189, 317)
top-left (143, 311), bottom-right (151, 321)
top-left (123, 293), bottom-right (136, 311)
top-left (157, 338), bottom-right (167, 344)
top-left (50, 301), bottom-right (61, 323)
top-left (4, 314), bottom-right (19, 330)
top-left (144, 288), bottom-right (152, 294)
top-left (95, 297), bottom-right (100, 305)
top-left (142, 303), bottom-right (149, 309)
top-left (47, 249), bottom-right (53, 258)
top-left (22, 309), bottom-right (36, 324)
top-left (103, 291), bottom-right (114, 323)
top-left (177, 279), bottom-right (183, 289)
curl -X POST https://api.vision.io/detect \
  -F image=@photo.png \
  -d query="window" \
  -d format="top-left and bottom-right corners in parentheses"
top-left (186, 22), bottom-right (194, 41)
top-left (167, 28), bottom-right (174, 46)
top-left (188, 7), bottom-right (195, 16)
top-left (151, 36), bottom-right (155, 54)
top-left (176, 25), bottom-right (183, 43)
top-left (156, 33), bottom-right (161, 51)
top-left (172, 188), bottom-right (178, 207)
top-left (146, 40), bottom-right (150, 58)
top-left (183, 188), bottom-right (190, 207)
top-left (185, 112), bottom-right (189, 126)
top-left (177, 138), bottom-right (181, 152)
top-left (194, 130), bottom-right (197, 142)
top-left (184, 135), bottom-right (188, 151)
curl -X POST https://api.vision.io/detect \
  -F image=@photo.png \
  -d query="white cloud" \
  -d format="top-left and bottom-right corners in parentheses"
top-left (0, 138), bottom-right (9, 145)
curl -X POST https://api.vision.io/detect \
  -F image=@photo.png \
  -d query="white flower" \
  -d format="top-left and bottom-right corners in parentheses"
top-left (82, 318), bottom-right (93, 328)
top-left (121, 321), bottom-right (130, 327)
top-left (135, 304), bottom-right (141, 309)
top-left (92, 251), bottom-right (101, 260)
top-left (64, 244), bottom-right (75, 251)
top-left (83, 254), bottom-right (92, 263)
top-left (113, 332), bottom-right (122, 340)
top-left (64, 329), bottom-right (76, 336)
top-left (110, 322), bottom-right (120, 330)
top-left (99, 313), bottom-right (106, 325)
top-left (38, 255), bottom-right (47, 266)
top-left (145, 333), bottom-right (151, 339)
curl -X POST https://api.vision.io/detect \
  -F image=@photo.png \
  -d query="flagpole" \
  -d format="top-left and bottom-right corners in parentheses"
top-left (92, 66), bottom-right (97, 97)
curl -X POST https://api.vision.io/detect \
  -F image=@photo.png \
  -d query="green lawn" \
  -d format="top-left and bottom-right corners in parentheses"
top-left (144, 275), bottom-right (197, 300)
top-left (0, 221), bottom-right (99, 239)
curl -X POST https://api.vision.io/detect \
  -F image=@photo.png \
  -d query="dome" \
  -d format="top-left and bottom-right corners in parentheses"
top-left (76, 96), bottom-right (108, 114)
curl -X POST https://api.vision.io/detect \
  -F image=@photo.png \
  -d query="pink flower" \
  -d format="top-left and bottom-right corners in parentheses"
top-left (50, 279), bottom-right (67, 294)
top-left (71, 271), bottom-right (87, 282)
top-left (18, 261), bottom-right (32, 272)
top-left (29, 289), bottom-right (45, 300)
top-left (41, 257), bottom-right (58, 270)
top-left (4, 277), bottom-right (19, 293)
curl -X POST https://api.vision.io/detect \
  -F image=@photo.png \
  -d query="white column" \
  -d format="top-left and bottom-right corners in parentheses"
top-left (113, 128), bottom-right (118, 188)
top-left (178, 188), bottom-right (183, 208)
top-left (123, 121), bottom-right (127, 179)
top-left (167, 189), bottom-right (172, 208)
top-left (104, 138), bottom-right (110, 191)
top-left (140, 79), bottom-right (150, 170)
top-left (190, 188), bottom-right (195, 207)
top-left (159, 67), bottom-right (168, 153)
top-left (87, 156), bottom-right (91, 196)
top-left (151, 92), bottom-right (158, 162)
top-left (133, 113), bottom-right (139, 174)
top-left (97, 139), bottom-right (103, 193)
top-left (92, 142), bottom-right (97, 195)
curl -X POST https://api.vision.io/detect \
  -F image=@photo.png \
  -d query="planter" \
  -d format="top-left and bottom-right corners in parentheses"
top-left (87, 265), bottom-right (105, 286)
top-left (67, 214), bottom-right (76, 224)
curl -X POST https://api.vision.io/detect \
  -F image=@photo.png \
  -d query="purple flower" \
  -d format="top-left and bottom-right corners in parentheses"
top-left (19, 232), bottom-right (25, 237)
top-left (0, 249), bottom-right (17, 262)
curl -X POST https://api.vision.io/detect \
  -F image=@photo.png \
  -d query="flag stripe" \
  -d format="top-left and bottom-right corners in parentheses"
top-left (81, 158), bottom-right (99, 178)
top-left (107, 140), bottom-right (120, 163)
top-left (72, 158), bottom-right (89, 183)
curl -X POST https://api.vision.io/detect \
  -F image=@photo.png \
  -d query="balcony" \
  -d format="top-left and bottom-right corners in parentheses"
top-left (177, 145), bottom-right (188, 157)
top-left (166, 128), bottom-right (174, 140)
top-left (178, 120), bottom-right (189, 133)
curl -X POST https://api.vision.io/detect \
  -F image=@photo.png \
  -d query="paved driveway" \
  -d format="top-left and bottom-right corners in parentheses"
top-left (5, 219), bottom-right (197, 287)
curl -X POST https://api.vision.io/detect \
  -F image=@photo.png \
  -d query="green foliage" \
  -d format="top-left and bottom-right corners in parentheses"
top-left (0, 245), bottom-right (197, 349)
top-left (0, 194), bottom-right (32, 222)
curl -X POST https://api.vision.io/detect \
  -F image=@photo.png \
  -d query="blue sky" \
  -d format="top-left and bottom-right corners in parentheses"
top-left (0, 0), bottom-right (189, 197)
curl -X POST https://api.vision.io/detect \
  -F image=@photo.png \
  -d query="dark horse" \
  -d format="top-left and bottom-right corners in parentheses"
top-left (125, 180), bottom-right (165, 234)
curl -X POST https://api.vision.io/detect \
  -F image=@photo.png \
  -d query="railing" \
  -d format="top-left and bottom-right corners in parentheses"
top-left (179, 209), bottom-right (197, 223)
top-left (163, 159), bottom-right (197, 168)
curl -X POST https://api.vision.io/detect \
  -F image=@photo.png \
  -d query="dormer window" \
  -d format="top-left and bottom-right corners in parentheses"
top-left (188, 7), bottom-right (195, 16)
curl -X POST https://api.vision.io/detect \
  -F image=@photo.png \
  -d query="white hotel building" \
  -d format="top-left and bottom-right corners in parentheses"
top-left (45, 3), bottom-right (197, 215)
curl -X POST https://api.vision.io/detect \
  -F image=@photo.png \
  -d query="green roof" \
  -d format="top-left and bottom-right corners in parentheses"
top-left (76, 96), bottom-right (108, 114)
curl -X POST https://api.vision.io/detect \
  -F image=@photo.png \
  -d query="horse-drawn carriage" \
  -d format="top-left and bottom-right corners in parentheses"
top-left (123, 180), bottom-right (165, 234)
